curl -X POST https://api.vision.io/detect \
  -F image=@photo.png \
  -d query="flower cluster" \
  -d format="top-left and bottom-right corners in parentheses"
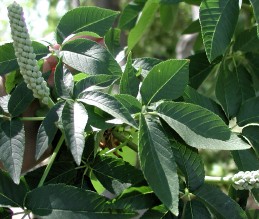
top-left (7, 2), bottom-right (50, 105)
top-left (232, 170), bottom-right (259, 190)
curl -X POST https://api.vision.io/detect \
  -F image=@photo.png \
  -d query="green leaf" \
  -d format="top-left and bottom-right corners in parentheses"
top-left (133, 57), bottom-right (162, 78)
top-left (113, 186), bottom-right (159, 210)
top-left (36, 102), bottom-right (64, 160)
top-left (157, 101), bottom-right (230, 140)
top-left (182, 19), bottom-right (201, 34)
top-left (194, 184), bottom-right (247, 219)
top-left (188, 52), bottom-right (216, 89)
top-left (232, 149), bottom-right (259, 171)
top-left (216, 63), bottom-right (255, 119)
top-left (60, 39), bottom-right (122, 76)
top-left (62, 101), bottom-right (88, 165)
top-left (140, 59), bottom-right (189, 105)
top-left (128, 0), bottom-right (160, 51)
top-left (183, 200), bottom-right (211, 219)
top-left (0, 207), bottom-right (12, 219)
top-left (25, 184), bottom-right (136, 218)
top-left (104, 28), bottom-right (122, 57)
top-left (170, 142), bottom-right (204, 192)
top-left (91, 156), bottom-right (145, 195)
top-left (5, 70), bottom-right (23, 94)
top-left (199, 0), bottom-right (239, 62)
top-left (0, 119), bottom-right (25, 184)
top-left (8, 82), bottom-right (34, 117)
top-left (54, 59), bottom-right (74, 99)
top-left (236, 96), bottom-right (259, 126)
top-left (249, 0), bottom-right (259, 36)
top-left (0, 170), bottom-right (28, 208)
top-left (160, 4), bottom-right (178, 30)
top-left (139, 114), bottom-right (179, 215)
top-left (160, 0), bottom-right (182, 3)
top-left (233, 27), bottom-right (259, 53)
top-left (73, 75), bottom-right (119, 97)
top-left (183, 86), bottom-right (227, 122)
top-left (140, 205), bottom-right (173, 219)
top-left (184, 0), bottom-right (201, 5)
top-left (118, 2), bottom-right (144, 30)
top-left (0, 41), bottom-right (49, 76)
top-left (56, 6), bottom-right (119, 44)
top-left (157, 101), bottom-right (250, 150)
top-left (78, 91), bottom-right (137, 128)
top-left (120, 53), bottom-right (140, 97)
top-left (114, 94), bottom-right (142, 115)
top-left (242, 125), bottom-right (259, 154)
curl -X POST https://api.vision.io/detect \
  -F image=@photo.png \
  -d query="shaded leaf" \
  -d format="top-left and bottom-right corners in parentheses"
top-left (104, 28), bottom-right (122, 57)
top-left (140, 205), bottom-right (173, 219)
top-left (62, 101), bottom-right (88, 165)
top-left (0, 119), bottom-right (24, 184)
top-left (183, 200), bottom-right (211, 219)
top-left (249, 0), bottom-right (259, 36)
top-left (91, 156), bottom-right (145, 195)
top-left (140, 59), bottom-right (189, 105)
top-left (133, 57), bottom-right (162, 78)
top-left (194, 184), bottom-right (247, 219)
top-left (60, 39), bottom-right (122, 76)
top-left (0, 169), bottom-right (28, 207)
top-left (242, 125), bottom-right (259, 154)
top-left (182, 19), bottom-right (201, 34)
top-left (56, 6), bottom-right (119, 43)
top-left (8, 82), bottom-right (34, 117)
top-left (199, 0), bottom-right (239, 62)
top-left (25, 184), bottom-right (136, 218)
top-left (139, 114), bottom-right (179, 215)
top-left (78, 91), bottom-right (137, 128)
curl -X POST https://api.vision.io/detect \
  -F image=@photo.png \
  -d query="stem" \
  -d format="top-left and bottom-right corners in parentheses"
top-left (47, 97), bottom-right (55, 108)
top-left (111, 131), bottom-right (138, 152)
top-left (20, 117), bottom-right (45, 121)
top-left (205, 175), bottom-right (232, 185)
top-left (104, 140), bottom-right (128, 155)
top-left (37, 134), bottom-right (65, 187)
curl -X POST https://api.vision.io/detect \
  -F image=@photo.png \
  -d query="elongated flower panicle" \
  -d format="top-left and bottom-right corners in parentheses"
top-left (7, 2), bottom-right (50, 105)
top-left (232, 170), bottom-right (259, 190)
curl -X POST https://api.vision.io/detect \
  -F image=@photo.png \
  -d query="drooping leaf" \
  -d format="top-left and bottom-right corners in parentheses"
top-left (242, 125), bottom-right (259, 154)
top-left (25, 184), bottom-right (136, 218)
top-left (8, 82), bottom-right (34, 118)
top-left (216, 63), bottom-right (255, 119)
top-left (60, 39), bottom-right (122, 76)
top-left (0, 170), bottom-right (28, 208)
top-left (140, 59), bottom-right (189, 105)
top-left (157, 101), bottom-right (250, 150)
top-left (113, 186), bottom-right (159, 210)
top-left (233, 27), bottom-right (259, 53)
top-left (128, 0), bottom-right (160, 51)
top-left (73, 74), bottom-right (119, 97)
top-left (183, 86), bottom-right (227, 122)
top-left (118, 1), bottom-right (145, 30)
top-left (194, 184), bottom-right (247, 219)
top-left (114, 94), bottom-right (142, 115)
top-left (36, 102), bottom-right (64, 160)
top-left (183, 200), bottom-right (211, 219)
top-left (139, 114), bottom-right (179, 215)
top-left (120, 53), bottom-right (140, 97)
top-left (133, 57), bottom-right (162, 78)
top-left (170, 142), bottom-right (204, 192)
top-left (91, 156), bottom-right (145, 195)
top-left (78, 91), bottom-right (137, 128)
top-left (188, 52), bottom-right (217, 89)
top-left (249, 0), bottom-right (259, 36)
top-left (54, 59), bottom-right (74, 99)
top-left (104, 28), bottom-right (122, 57)
top-left (236, 96), bottom-right (259, 126)
top-left (0, 119), bottom-right (25, 184)
top-left (62, 101), bottom-right (88, 165)
top-left (0, 41), bottom-right (49, 76)
top-left (199, 0), bottom-right (239, 62)
top-left (56, 6), bottom-right (119, 43)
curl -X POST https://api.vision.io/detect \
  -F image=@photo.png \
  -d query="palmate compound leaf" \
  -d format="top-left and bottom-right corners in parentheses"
top-left (199, 0), bottom-right (239, 62)
top-left (194, 184), bottom-right (247, 219)
top-left (62, 101), bottom-right (88, 165)
top-left (90, 155), bottom-right (145, 195)
top-left (0, 119), bottom-right (25, 184)
top-left (78, 90), bottom-right (137, 128)
top-left (139, 114), bottom-right (179, 215)
top-left (24, 184), bottom-right (136, 219)
top-left (156, 101), bottom-right (250, 150)
top-left (60, 39), bottom-right (122, 76)
top-left (56, 6), bottom-right (120, 44)
top-left (140, 59), bottom-right (189, 105)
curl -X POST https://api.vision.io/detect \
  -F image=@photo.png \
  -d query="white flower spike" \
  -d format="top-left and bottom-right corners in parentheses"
top-left (232, 170), bottom-right (259, 190)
